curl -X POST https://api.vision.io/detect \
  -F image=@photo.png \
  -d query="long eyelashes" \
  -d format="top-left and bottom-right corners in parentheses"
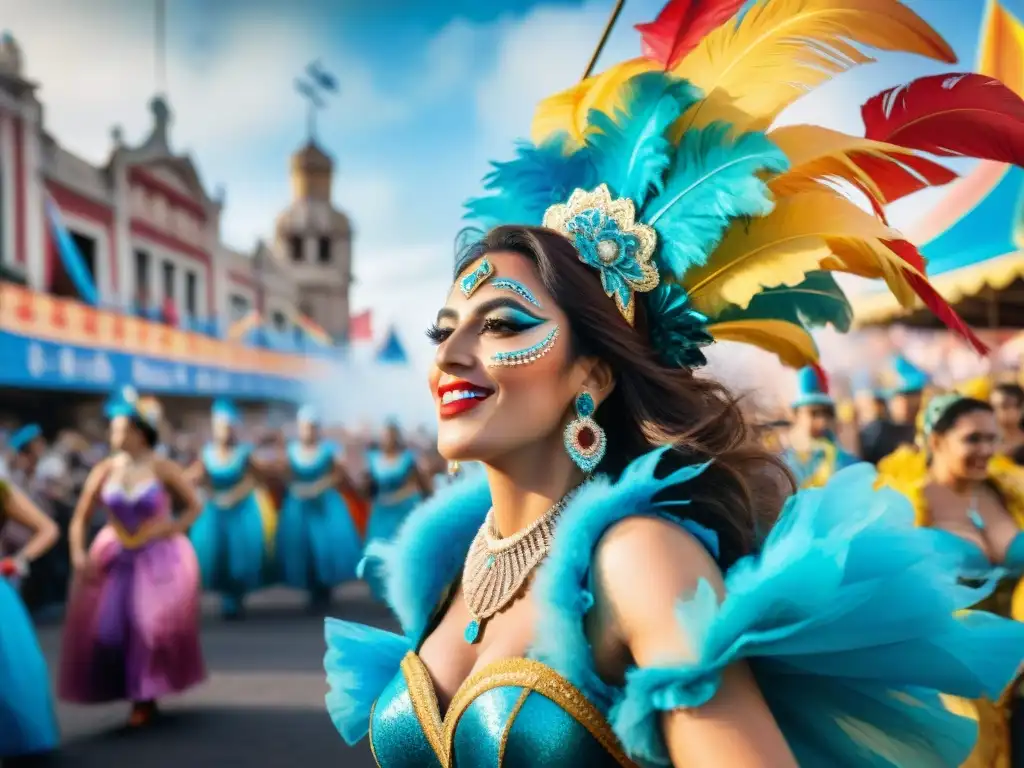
top-left (426, 324), bottom-right (452, 345)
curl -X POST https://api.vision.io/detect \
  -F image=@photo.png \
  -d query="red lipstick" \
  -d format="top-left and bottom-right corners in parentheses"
top-left (437, 380), bottom-right (494, 419)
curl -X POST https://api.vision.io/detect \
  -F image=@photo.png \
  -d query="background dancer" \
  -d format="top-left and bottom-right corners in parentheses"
top-left (0, 475), bottom-right (59, 764)
top-left (782, 367), bottom-right (858, 489)
top-left (59, 390), bottom-right (206, 728)
top-left (885, 394), bottom-right (1024, 767)
top-left (276, 406), bottom-right (361, 611)
top-left (187, 399), bottom-right (272, 620)
top-left (361, 420), bottom-right (432, 600)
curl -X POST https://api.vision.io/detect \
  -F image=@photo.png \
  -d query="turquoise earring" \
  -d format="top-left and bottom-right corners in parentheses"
top-left (563, 392), bottom-right (606, 473)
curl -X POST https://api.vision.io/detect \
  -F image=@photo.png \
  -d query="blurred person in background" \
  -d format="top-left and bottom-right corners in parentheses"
top-left (359, 419), bottom-right (433, 601)
top-left (782, 367), bottom-right (858, 489)
top-left (187, 400), bottom-right (273, 620)
top-left (0, 473), bottom-right (60, 764)
top-left (275, 406), bottom-right (362, 612)
top-left (60, 389), bottom-right (206, 728)
top-left (992, 383), bottom-right (1024, 466)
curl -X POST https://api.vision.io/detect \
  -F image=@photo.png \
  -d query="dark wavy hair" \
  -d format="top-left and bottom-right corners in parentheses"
top-left (931, 397), bottom-right (993, 437)
top-left (129, 416), bottom-right (160, 449)
top-left (457, 225), bottom-right (794, 567)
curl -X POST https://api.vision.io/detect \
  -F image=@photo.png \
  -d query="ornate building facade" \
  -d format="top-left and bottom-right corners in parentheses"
top-left (0, 32), bottom-right (353, 344)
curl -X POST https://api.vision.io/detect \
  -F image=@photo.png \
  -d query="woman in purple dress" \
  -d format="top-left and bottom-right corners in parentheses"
top-left (59, 390), bottom-right (206, 728)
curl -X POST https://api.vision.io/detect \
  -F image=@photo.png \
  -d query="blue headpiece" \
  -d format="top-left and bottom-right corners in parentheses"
top-left (104, 386), bottom-right (161, 429)
top-left (297, 404), bottom-right (320, 426)
top-left (922, 392), bottom-right (965, 439)
top-left (8, 423), bottom-right (41, 453)
top-left (791, 366), bottom-right (833, 410)
top-left (212, 398), bottom-right (240, 426)
top-left (886, 356), bottom-right (930, 397)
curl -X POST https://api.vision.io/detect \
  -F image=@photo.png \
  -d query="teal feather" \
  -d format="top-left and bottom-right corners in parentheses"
top-left (464, 134), bottom-right (595, 230)
top-left (712, 271), bottom-right (853, 332)
top-left (586, 72), bottom-right (702, 209)
top-left (641, 124), bottom-right (788, 280)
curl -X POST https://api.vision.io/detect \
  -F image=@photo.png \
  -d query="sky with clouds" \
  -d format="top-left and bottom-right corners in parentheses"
top-left (0, 0), bottom-right (1013, 393)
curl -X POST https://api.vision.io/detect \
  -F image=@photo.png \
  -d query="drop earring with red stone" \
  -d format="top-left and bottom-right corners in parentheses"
top-left (563, 391), bottom-right (606, 473)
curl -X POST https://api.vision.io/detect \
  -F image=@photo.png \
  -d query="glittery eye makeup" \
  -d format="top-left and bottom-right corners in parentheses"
top-left (490, 278), bottom-right (541, 308)
top-left (484, 307), bottom-right (546, 333)
top-left (489, 326), bottom-right (560, 368)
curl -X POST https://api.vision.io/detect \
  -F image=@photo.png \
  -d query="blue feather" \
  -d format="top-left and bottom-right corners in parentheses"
top-left (464, 134), bottom-right (595, 230)
top-left (641, 124), bottom-right (789, 281)
top-left (586, 72), bottom-right (702, 208)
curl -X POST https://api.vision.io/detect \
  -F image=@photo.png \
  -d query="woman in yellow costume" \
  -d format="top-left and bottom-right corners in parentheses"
top-left (322, 0), bottom-right (1024, 765)
top-left (893, 393), bottom-right (1024, 767)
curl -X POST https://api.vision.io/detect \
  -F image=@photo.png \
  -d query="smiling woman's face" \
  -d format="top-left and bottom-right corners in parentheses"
top-left (428, 250), bottom-right (589, 464)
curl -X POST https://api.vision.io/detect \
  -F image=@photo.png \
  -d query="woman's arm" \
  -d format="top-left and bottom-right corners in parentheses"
top-left (155, 457), bottom-right (203, 533)
top-left (183, 458), bottom-right (206, 486)
top-left (68, 460), bottom-right (111, 569)
top-left (594, 517), bottom-right (797, 768)
top-left (2, 483), bottom-right (59, 563)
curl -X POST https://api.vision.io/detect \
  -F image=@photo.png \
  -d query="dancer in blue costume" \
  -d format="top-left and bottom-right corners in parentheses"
top-left (187, 400), bottom-right (267, 620)
top-left (277, 406), bottom-right (361, 611)
top-left (362, 420), bottom-right (432, 600)
top-left (0, 474), bottom-right (60, 761)
top-left (323, 1), bottom-right (1024, 763)
top-left (781, 367), bottom-right (859, 489)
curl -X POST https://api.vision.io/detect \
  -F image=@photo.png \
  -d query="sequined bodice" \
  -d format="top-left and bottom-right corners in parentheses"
top-left (369, 653), bottom-right (632, 768)
top-left (368, 451), bottom-right (416, 496)
top-left (101, 480), bottom-right (168, 532)
top-left (288, 441), bottom-right (335, 483)
top-left (202, 444), bottom-right (251, 491)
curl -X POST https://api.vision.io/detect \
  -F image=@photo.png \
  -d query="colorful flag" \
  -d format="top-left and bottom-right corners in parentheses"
top-left (349, 309), bottom-right (373, 342)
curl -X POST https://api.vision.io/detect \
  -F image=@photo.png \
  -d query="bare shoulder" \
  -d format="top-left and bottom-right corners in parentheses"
top-left (593, 515), bottom-right (724, 664)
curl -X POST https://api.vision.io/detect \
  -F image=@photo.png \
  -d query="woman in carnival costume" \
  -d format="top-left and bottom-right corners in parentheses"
top-left (0, 474), bottom-right (59, 762)
top-left (187, 399), bottom-right (274, 619)
top-left (323, 1), bottom-right (1024, 764)
top-left (276, 405), bottom-right (361, 610)
top-left (884, 393), bottom-right (1024, 768)
top-left (781, 366), bottom-right (858, 489)
top-left (60, 388), bottom-right (206, 728)
top-left (361, 419), bottom-right (433, 601)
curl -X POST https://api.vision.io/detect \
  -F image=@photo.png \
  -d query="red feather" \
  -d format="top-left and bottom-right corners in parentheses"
top-left (852, 152), bottom-right (958, 204)
top-left (862, 73), bottom-right (1024, 165)
top-left (883, 239), bottom-right (988, 355)
top-left (635, 0), bottom-right (746, 70)
top-left (811, 363), bottom-right (830, 396)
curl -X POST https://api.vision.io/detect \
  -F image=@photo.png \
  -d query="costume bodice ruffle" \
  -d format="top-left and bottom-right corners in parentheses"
top-left (202, 443), bottom-right (253, 490)
top-left (367, 450), bottom-right (418, 496)
top-left (286, 441), bottom-right (336, 483)
top-left (325, 448), bottom-right (1024, 767)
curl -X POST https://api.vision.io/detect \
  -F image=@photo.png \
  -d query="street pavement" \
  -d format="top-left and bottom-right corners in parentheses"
top-left (34, 584), bottom-right (391, 768)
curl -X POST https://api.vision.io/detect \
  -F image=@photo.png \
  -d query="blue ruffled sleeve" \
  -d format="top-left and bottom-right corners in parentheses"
top-left (324, 619), bottom-right (412, 745)
top-left (610, 465), bottom-right (1024, 767)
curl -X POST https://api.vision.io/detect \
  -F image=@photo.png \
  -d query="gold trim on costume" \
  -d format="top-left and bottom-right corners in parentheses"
top-left (109, 518), bottom-right (158, 550)
top-left (498, 688), bottom-right (533, 764)
top-left (400, 652), bottom-right (637, 767)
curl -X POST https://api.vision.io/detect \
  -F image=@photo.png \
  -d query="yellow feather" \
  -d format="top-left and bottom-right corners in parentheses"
top-left (670, 0), bottom-right (956, 136)
top-left (530, 78), bottom-right (595, 145)
top-left (708, 319), bottom-right (819, 368)
top-left (767, 125), bottom-right (924, 204)
top-left (683, 189), bottom-right (908, 315)
top-left (530, 58), bottom-right (659, 146)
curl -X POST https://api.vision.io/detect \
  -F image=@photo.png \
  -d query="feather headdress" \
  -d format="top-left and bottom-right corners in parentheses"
top-left (465, 0), bottom-right (1024, 368)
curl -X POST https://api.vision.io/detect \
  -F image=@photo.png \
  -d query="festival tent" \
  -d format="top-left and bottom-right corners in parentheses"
top-left (852, 0), bottom-right (1024, 331)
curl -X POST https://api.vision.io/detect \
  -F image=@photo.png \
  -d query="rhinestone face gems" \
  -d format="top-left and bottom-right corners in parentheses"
top-left (459, 256), bottom-right (495, 299)
top-left (490, 278), bottom-right (541, 308)
top-left (489, 326), bottom-right (559, 368)
top-left (564, 391), bottom-right (606, 473)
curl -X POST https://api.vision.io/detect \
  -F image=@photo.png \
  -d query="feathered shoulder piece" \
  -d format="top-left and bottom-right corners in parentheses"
top-left (465, 0), bottom-right (1024, 368)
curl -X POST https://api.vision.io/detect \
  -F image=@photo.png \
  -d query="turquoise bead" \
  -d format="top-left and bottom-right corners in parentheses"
top-left (464, 619), bottom-right (481, 644)
top-left (485, 554), bottom-right (496, 569)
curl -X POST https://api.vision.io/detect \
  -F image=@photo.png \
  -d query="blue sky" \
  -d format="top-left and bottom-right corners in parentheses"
top-left (1, 0), bottom-right (1010, 373)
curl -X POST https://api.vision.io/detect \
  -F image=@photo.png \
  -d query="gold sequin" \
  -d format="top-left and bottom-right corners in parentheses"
top-left (400, 652), bottom-right (638, 768)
